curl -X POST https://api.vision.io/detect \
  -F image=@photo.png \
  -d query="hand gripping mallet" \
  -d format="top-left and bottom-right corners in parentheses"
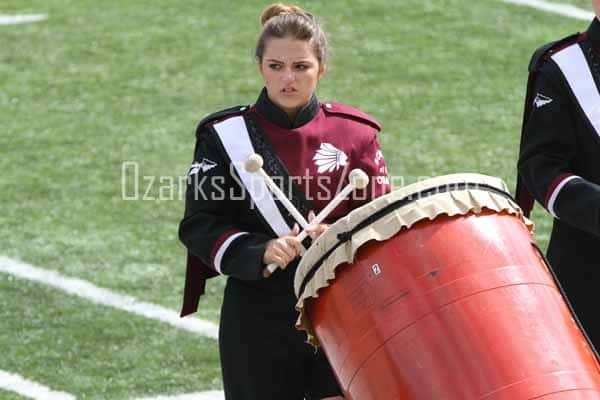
top-left (244, 153), bottom-right (369, 277)
top-left (261, 168), bottom-right (370, 277)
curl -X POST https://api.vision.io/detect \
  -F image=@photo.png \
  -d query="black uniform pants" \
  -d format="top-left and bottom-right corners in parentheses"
top-left (219, 277), bottom-right (343, 400)
top-left (548, 230), bottom-right (600, 352)
top-left (550, 265), bottom-right (600, 351)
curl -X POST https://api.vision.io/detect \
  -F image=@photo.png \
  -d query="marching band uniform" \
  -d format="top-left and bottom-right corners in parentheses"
top-left (179, 88), bottom-right (391, 399)
top-left (517, 18), bottom-right (600, 350)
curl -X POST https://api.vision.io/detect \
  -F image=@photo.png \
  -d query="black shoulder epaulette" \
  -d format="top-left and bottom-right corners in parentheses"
top-left (528, 33), bottom-right (580, 72)
top-left (195, 105), bottom-right (249, 137)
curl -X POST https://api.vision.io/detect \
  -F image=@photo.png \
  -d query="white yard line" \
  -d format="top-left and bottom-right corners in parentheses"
top-left (0, 14), bottom-right (47, 25)
top-left (0, 370), bottom-right (75, 400)
top-left (502, 0), bottom-right (595, 21)
top-left (0, 256), bottom-right (219, 340)
top-left (133, 391), bottom-right (225, 400)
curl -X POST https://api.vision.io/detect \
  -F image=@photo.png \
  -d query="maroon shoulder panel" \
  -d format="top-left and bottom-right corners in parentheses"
top-left (321, 102), bottom-right (381, 131)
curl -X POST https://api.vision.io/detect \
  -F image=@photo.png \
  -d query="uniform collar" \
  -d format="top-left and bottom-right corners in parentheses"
top-left (589, 17), bottom-right (600, 51)
top-left (254, 88), bottom-right (319, 129)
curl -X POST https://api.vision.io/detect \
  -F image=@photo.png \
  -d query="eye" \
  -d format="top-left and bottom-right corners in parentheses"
top-left (295, 64), bottom-right (309, 71)
top-left (268, 63), bottom-right (282, 70)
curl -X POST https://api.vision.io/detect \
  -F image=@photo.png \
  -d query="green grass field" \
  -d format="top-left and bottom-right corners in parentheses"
top-left (0, 0), bottom-right (595, 398)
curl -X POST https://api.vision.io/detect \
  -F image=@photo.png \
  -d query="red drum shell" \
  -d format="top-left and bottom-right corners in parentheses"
top-left (306, 210), bottom-right (600, 400)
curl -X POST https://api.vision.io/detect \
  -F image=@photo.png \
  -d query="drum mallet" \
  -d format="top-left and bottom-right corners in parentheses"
top-left (244, 154), bottom-right (310, 229)
top-left (262, 168), bottom-right (369, 276)
top-left (245, 154), bottom-right (369, 277)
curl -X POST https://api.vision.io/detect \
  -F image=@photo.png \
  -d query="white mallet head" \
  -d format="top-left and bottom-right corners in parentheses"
top-left (349, 169), bottom-right (369, 189)
top-left (244, 153), bottom-right (264, 173)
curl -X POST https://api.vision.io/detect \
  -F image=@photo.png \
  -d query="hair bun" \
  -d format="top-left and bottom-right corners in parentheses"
top-left (260, 3), bottom-right (305, 26)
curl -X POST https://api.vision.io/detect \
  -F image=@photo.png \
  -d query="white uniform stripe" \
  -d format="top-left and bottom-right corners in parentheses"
top-left (213, 232), bottom-right (249, 273)
top-left (552, 44), bottom-right (600, 139)
top-left (213, 116), bottom-right (291, 237)
top-left (0, 256), bottom-right (219, 339)
top-left (0, 369), bottom-right (75, 400)
top-left (547, 175), bottom-right (580, 218)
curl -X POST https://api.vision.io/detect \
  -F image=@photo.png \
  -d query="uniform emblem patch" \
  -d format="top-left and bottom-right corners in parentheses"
top-left (533, 93), bottom-right (553, 108)
top-left (188, 158), bottom-right (218, 175)
top-left (313, 143), bottom-right (348, 173)
top-left (374, 150), bottom-right (384, 165)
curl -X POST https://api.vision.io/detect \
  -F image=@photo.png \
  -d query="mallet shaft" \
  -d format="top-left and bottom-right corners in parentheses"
top-left (263, 181), bottom-right (357, 277)
top-left (257, 169), bottom-right (309, 229)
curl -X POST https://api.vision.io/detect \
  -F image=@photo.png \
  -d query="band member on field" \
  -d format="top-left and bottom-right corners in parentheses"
top-left (178, 4), bottom-right (391, 399)
top-left (517, 0), bottom-right (600, 350)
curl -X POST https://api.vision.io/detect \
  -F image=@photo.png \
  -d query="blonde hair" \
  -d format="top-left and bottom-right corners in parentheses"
top-left (255, 3), bottom-right (328, 65)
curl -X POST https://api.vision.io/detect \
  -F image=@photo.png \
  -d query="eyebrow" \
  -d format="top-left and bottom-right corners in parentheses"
top-left (265, 58), bottom-right (314, 64)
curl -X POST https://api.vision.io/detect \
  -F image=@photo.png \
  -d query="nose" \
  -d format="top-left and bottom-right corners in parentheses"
top-left (281, 69), bottom-right (295, 83)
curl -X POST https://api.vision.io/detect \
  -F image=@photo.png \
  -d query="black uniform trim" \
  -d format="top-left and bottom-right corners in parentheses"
top-left (589, 16), bottom-right (600, 50)
top-left (581, 40), bottom-right (600, 91)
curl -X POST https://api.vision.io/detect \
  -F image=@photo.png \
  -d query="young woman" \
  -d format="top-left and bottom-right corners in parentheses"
top-left (179, 4), bottom-right (391, 399)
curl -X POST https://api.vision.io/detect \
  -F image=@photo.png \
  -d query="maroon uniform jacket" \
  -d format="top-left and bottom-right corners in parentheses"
top-left (179, 89), bottom-right (391, 316)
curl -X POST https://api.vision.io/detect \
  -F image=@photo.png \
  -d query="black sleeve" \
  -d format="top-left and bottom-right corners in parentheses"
top-left (178, 129), bottom-right (271, 280)
top-left (518, 64), bottom-right (600, 237)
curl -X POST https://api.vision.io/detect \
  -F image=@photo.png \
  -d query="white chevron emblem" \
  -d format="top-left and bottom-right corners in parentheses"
top-left (533, 93), bottom-right (553, 108)
top-left (313, 143), bottom-right (348, 173)
top-left (188, 158), bottom-right (218, 176)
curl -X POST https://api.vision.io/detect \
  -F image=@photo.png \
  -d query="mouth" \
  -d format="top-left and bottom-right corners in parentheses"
top-left (281, 87), bottom-right (297, 94)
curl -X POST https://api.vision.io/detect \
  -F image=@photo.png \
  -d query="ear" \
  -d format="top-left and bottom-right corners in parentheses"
top-left (318, 63), bottom-right (328, 80)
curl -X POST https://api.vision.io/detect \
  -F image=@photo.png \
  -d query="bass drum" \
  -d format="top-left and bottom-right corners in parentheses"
top-left (294, 174), bottom-right (600, 400)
